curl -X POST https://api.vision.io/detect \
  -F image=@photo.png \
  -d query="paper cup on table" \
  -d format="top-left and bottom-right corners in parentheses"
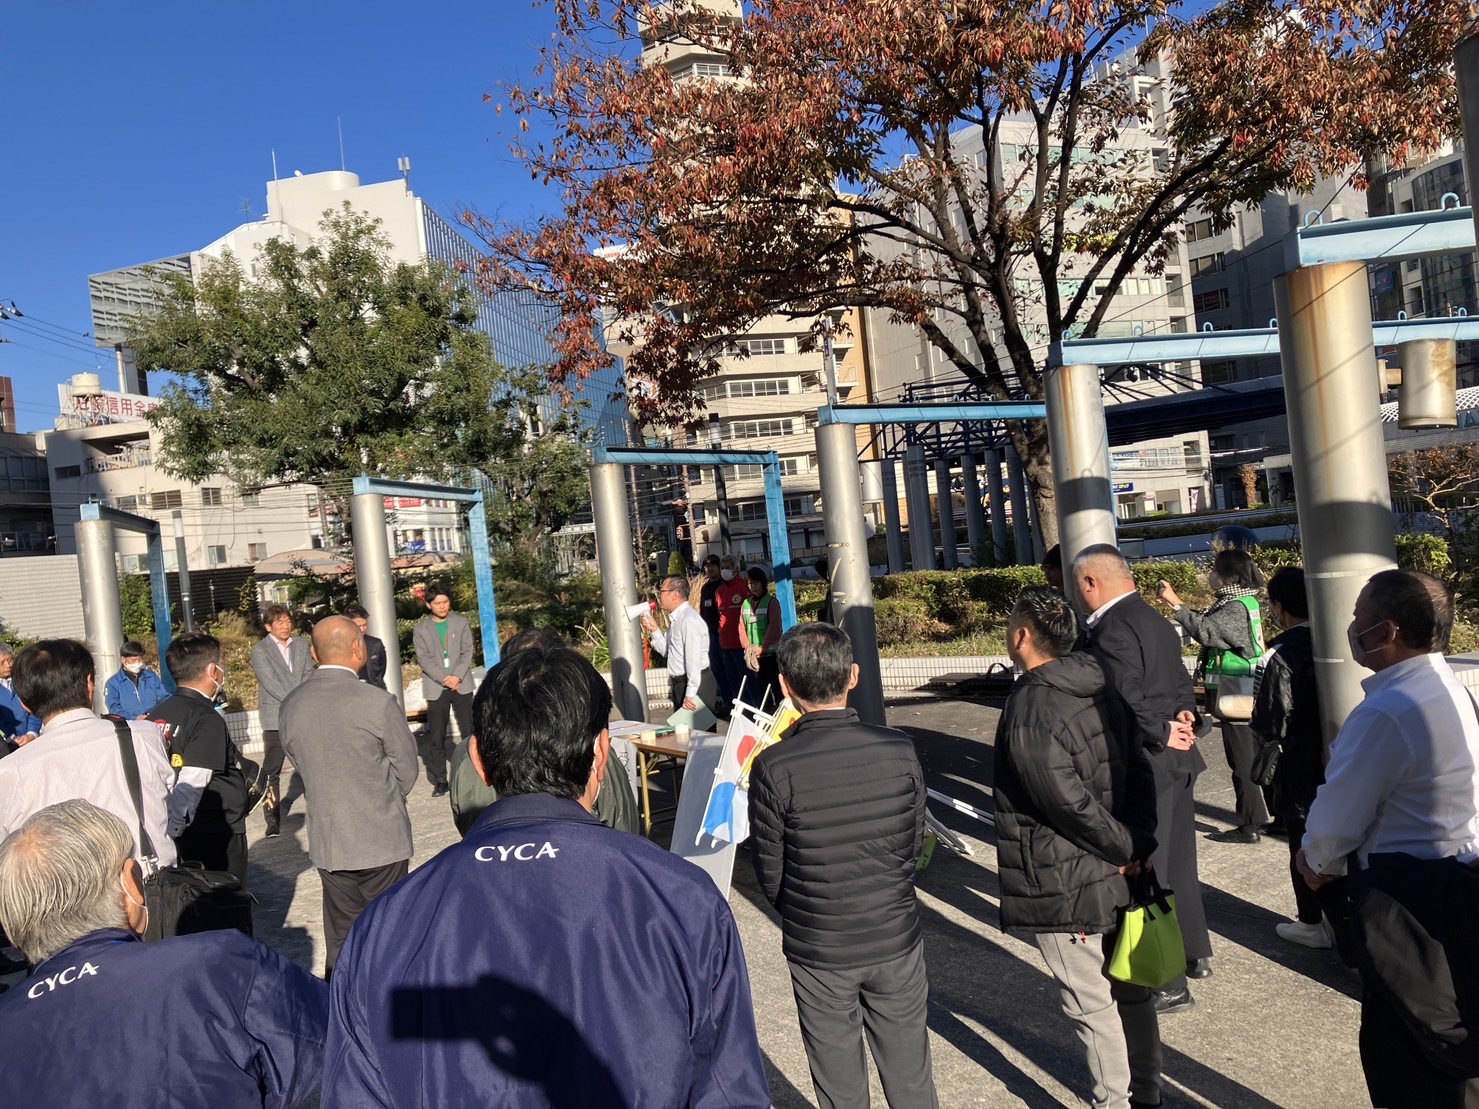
top-left (674, 724), bottom-right (692, 745)
top-left (640, 729), bottom-right (657, 744)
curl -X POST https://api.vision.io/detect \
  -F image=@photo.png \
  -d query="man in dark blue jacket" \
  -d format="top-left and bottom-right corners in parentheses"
top-left (324, 645), bottom-right (769, 1108)
top-left (0, 641), bottom-right (40, 748)
top-left (0, 799), bottom-right (327, 1107)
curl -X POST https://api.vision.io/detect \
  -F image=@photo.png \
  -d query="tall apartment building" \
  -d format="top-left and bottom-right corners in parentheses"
top-left (632, 0), bottom-right (878, 564)
top-left (68, 169), bottom-right (627, 571)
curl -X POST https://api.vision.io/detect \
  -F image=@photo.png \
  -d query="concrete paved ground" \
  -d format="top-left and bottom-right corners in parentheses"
top-left (9, 693), bottom-right (1365, 1107)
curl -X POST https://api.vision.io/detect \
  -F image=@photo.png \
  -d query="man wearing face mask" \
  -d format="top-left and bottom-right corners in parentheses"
top-left (103, 641), bottom-right (168, 720)
top-left (0, 799), bottom-right (327, 1107)
top-left (714, 554), bottom-right (751, 712)
top-left (150, 633), bottom-right (253, 891)
top-left (1298, 569), bottom-right (1479, 1107)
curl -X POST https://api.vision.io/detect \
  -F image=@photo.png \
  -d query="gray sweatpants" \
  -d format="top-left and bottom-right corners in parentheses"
top-left (1034, 931), bottom-right (1163, 1109)
top-left (787, 941), bottom-right (939, 1109)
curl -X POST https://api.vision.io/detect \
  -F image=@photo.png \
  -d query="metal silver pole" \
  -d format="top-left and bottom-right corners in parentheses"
top-left (985, 447), bottom-right (1009, 566)
top-left (1397, 339), bottom-right (1458, 429)
top-left (1459, 34), bottom-right (1479, 254)
top-left (709, 414), bottom-right (731, 554)
top-left (904, 443), bottom-right (936, 571)
top-left (77, 518), bottom-right (124, 713)
top-left (934, 458), bottom-right (958, 570)
top-left (591, 462), bottom-right (649, 722)
top-left (1044, 364), bottom-right (1117, 580)
top-left (879, 457), bottom-right (906, 574)
top-left (960, 453), bottom-right (987, 565)
top-left (171, 509), bottom-right (194, 632)
top-left (817, 422), bottom-right (886, 725)
top-left (1006, 446), bottom-right (1034, 566)
top-left (350, 486), bottom-right (404, 705)
top-left (1275, 261), bottom-right (1397, 745)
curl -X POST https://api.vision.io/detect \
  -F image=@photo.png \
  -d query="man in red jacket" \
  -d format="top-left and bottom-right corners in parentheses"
top-left (748, 623), bottom-right (936, 1109)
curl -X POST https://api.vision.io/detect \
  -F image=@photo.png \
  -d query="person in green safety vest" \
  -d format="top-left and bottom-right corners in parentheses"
top-left (740, 566), bottom-right (783, 710)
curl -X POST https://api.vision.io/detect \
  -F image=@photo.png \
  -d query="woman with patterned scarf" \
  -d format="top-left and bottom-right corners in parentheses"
top-left (1156, 549), bottom-right (1270, 844)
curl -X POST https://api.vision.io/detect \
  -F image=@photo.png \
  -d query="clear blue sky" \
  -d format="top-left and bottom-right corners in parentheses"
top-left (0, 1), bottom-right (567, 433)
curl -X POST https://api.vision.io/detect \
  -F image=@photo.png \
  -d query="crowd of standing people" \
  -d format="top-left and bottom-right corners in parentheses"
top-left (0, 548), bottom-right (1475, 1107)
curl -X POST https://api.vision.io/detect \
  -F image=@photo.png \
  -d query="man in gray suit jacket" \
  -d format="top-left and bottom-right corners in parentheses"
top-left (250, 604), bottom-right (312, 837)
top-left (280, 616), bottom-right (418, 977)
top-left (413, 589), bottom-right (475, 797)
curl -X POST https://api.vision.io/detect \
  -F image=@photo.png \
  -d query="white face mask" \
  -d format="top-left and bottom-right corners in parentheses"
top-left (123, 662), bottom-right (144, 675)
top-left (120, 872), bottom-right (148, 936)
top-left (720, 568), bottom-right (736, 582)
top-left (1347, 620), bottom-right (1389, 666)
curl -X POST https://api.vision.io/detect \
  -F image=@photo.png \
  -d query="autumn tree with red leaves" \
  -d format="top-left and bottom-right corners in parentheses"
top-left (473, 0), bottom-right (1476, 546)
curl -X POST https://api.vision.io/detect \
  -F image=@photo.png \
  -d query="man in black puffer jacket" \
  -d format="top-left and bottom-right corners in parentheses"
top-left (749, 622), bottom-right (935, 1109)
top-left (995, 588), bottom-right (1162, 1109)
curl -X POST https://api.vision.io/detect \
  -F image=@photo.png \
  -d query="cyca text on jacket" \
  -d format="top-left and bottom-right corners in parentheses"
top-left (27, 961), bottom-right (100, 999)
top-left (474, 843), bottom-right (560, 862)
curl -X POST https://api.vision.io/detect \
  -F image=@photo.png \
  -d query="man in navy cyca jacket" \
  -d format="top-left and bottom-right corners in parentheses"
top-left (324, 645), bottom-right (770, 1109)
top-left (0, 799), bottom-right (326, 1108)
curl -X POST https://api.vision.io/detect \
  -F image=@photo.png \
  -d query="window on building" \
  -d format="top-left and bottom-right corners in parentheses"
top-left (53, 465), bottom-right (81, 479)
top-left (1190, 252), bottom-right (1226, 277)
top-left (1186, 218), bottom-right (1215, 243)
top-left (730, 379), bottom-right (792, 397)
top-left (1169, 317), bottom-right (1188, 334)
top-left (240, 491), bottom-right (260, 507)
top-left (248, 542), bottom-right (267, 562)
top-left (207, 545), bottom-right (227, 567)
top-left (731, 338), bottom-right (788, 357)
top-left (162, 549), bottom-right (178, 572)
top-left (729, 457), bottom-right (803, 481)
top-left (1201, 360), bottom-right (1237, 385)
top-left (120, 554), bottom-right (147, 573)
top-left (728, 418), bottom-right (796, 440)
top-left (115, 495), bottom-right (138, 512)
top-left (1191, 288), bottom-right (1231, 314)
top-left (200, 487), bottom-right (223, 507)
top-left (1166, 274), bottom-right (1185, 307)
top-left (699, 382), bottom-right (727, 402)
top-left (151, 490), bottom-right (183, 510)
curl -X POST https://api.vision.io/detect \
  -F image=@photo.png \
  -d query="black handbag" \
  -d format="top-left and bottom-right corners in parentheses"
top-left (110, 716), bottom-right (254, 940)
top-left (1249, 737), bottom-right (1281, 787)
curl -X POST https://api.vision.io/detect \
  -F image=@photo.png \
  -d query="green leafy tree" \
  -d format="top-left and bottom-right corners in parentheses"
top-left (129, 205), bottom-right (585, 550)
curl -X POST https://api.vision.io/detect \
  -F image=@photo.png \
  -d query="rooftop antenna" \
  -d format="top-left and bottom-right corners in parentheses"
top-left (338, 117), bottom-right (346, 172)
top-left (271, 148), bottom-right (279, 181)
top-left (398, 155), bottom-right (412, 194)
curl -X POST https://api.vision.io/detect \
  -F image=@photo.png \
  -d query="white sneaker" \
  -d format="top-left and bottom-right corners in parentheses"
top-left (1276, 920), bottom-right (1333, 949)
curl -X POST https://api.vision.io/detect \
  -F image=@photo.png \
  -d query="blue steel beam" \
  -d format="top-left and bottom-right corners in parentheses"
top-left (592, 444), bottom-right (797, 628)
top-left (594, 445), bottom-right (778, 467)
top-left (818, 402), bottom-right (1047, 424)
top-left (1287, 206), bottom-right (1475, 269)
top-left (80, 502), bottom-right (174, 692)
top-left (1053, 316), bottom-right (1479, 368)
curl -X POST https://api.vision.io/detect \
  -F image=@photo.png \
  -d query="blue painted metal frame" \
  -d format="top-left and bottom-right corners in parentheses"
top-left (818, 402), bottom-right (1047, 424)
top-left (1053, 316), bottom-right (1479, 368)
top-left (352, 475), bottom-right (500, 668)
top-left (593, 444), bottom-right (797, 630)
top-left (79, 503), bottom-right (175, 694)
top-left (1287, 205), bottom-right (1474, 269)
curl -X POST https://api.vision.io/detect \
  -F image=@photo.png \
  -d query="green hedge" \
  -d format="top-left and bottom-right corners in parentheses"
top-left (869, 562), bottom-right (1196, 621)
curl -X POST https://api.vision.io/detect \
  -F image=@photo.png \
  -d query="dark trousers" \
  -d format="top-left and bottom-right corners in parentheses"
top-left (259, 729), bottom-right (285, 789)
top-left (1220, 722), bottom-right (1271, 831)
top-left (425, 690), bottom-right (473, 786)
top-left (319, 859), bottom-right (409, 977)
top-left (176, 828), bottom-right (249, 890)
top-left (755, 652), bottom-right (782, 712)
top-left (1151, 769), bottom-right (1210, 992)
top-left (787, 942), bottom-right (939, 1109)
top-left (1282, 816), bottom-right (1325, 926)
top-left (721, 649), bottom-right (751, 708)
top-left (707, 639), bottom-right (727, 705)
top-left (1361, 979), bottom-right (1479, 1108)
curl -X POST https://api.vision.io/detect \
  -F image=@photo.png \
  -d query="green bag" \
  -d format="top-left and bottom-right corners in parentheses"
top-left (1107, 872), bottom-right (1187, 988)
top-left (1205, 596), bottom-right (1263, 721)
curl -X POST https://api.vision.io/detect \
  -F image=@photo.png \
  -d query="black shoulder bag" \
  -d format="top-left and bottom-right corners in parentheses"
top-left (110, 716), bottom-right (254, 940)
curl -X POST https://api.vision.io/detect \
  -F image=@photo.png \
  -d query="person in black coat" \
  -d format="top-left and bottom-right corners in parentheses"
top-left (1073, 544), bottom-right (1211, 1015)
top-left (1249, 567), bottom-right (1335, 951)
top-left (344, 604), bottom-right (388, 691)
top-left (995, 587), bottom-right (1162, 1109)
top-left (748, 622), bottom-right (936, 1109)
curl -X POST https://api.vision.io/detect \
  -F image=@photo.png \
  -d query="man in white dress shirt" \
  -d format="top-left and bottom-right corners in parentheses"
top-left (0, 639), bottom-right (174, 867)
top-left (643, 576), bottom-right (716, 728)
top-left (1299, 569), bottom-right (1479, 1107)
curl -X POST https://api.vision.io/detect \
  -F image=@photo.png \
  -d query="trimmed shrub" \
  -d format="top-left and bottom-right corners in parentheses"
top-left (874, 597), bottom-right (943, 645)
top-left (1396, 533), bottom-right (1451, 576)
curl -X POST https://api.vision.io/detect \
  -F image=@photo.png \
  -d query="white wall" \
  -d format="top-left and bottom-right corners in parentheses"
top-left (0, 555), bottom-right (85, 640)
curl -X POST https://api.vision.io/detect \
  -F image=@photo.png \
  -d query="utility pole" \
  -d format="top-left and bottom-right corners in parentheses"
top-left (171, 509), bottom-right (194, 631)
top-left (709, 413), bottom-right (732, 554)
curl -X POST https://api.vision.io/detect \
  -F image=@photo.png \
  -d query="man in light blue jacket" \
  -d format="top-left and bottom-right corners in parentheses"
top-left (103, 640), bottom-right (167, 719)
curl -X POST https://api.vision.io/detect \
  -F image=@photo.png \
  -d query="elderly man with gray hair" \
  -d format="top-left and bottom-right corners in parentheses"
top-left (0, 799), bottom-right (327, 1107)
